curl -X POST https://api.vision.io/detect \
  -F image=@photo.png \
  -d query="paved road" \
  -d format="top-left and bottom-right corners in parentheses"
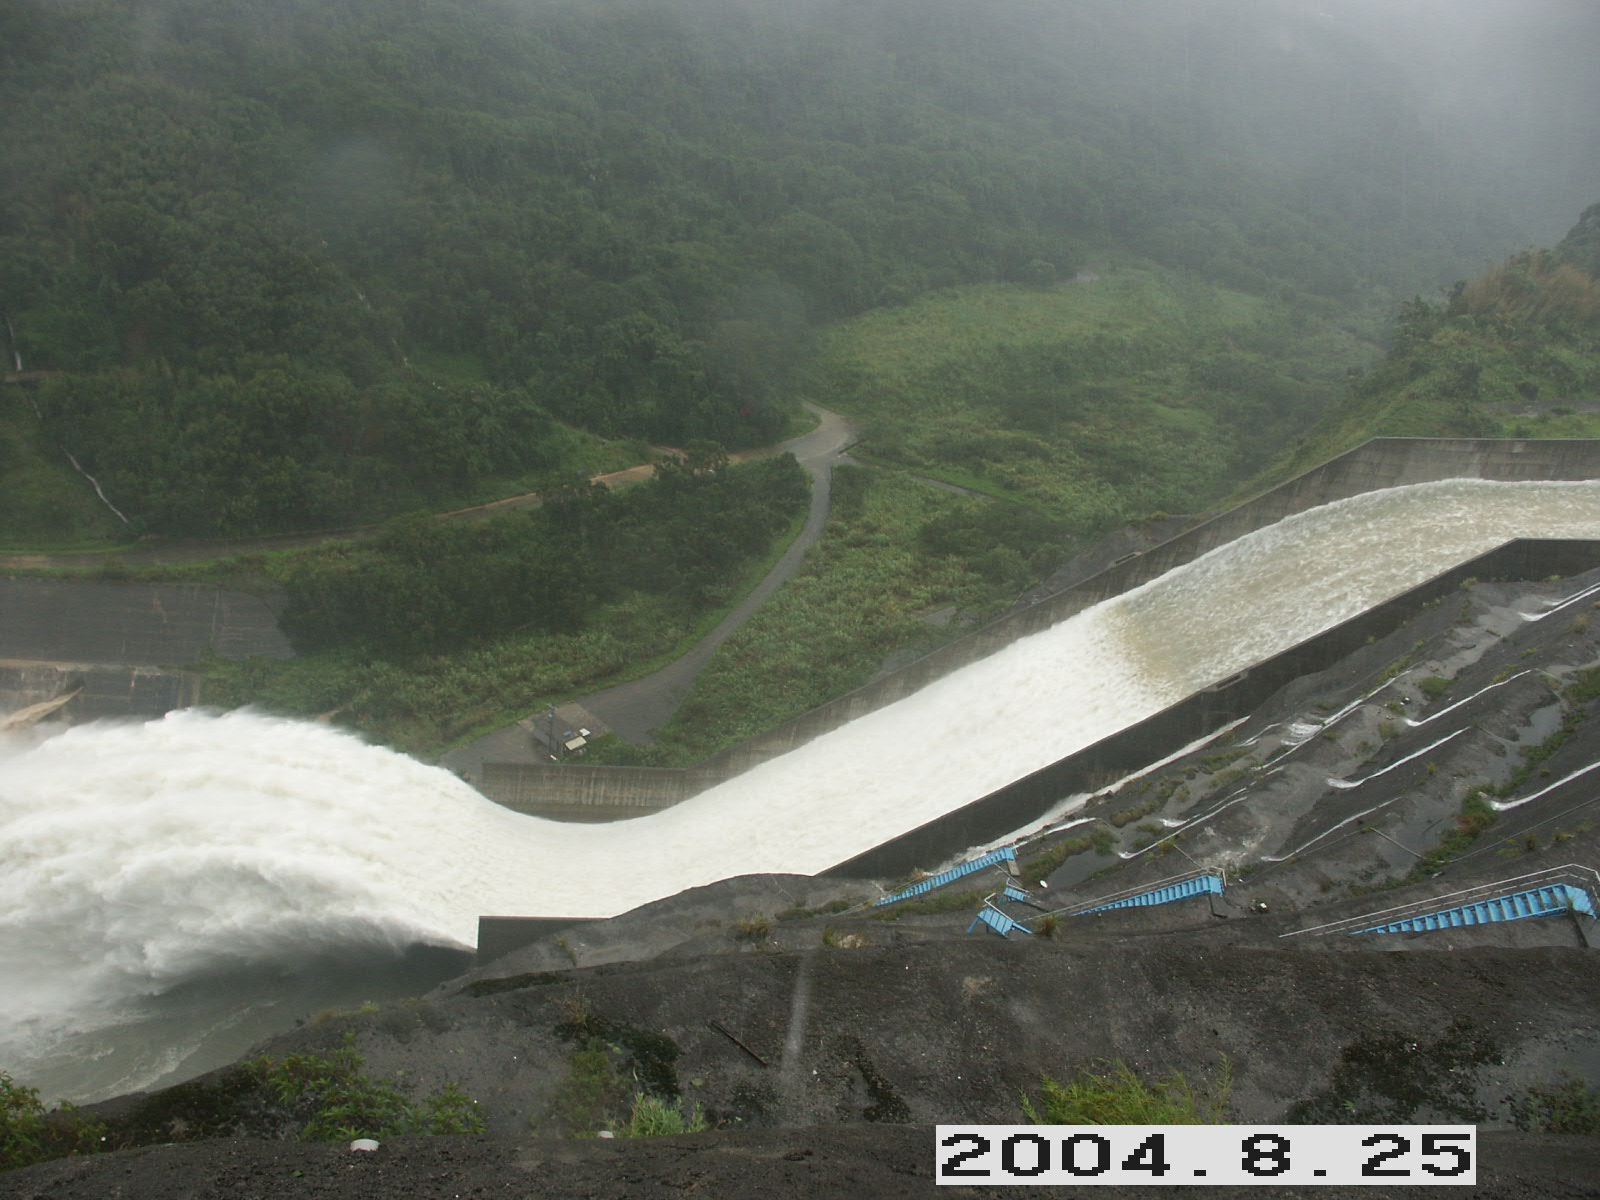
top-left (581, 404), bottom-right (856, 741)
top-left (442, 404), bottom-right (856, 775)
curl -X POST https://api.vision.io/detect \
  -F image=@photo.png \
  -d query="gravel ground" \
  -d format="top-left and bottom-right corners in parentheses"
top-left (4, 1126), bottom-right (1597, 1199)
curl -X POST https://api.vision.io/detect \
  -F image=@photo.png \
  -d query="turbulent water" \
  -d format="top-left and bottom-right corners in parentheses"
top-left (2, 478), bottom-right (1596, 1101)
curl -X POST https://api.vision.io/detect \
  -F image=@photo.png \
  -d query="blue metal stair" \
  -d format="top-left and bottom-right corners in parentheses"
top-left (875, 847), bottom-right (1017, 907)
top-left (967, 906), bottom-right (1033, 938)
top-left (1351, 883), bottom-right (1596, 935)
top-left (1074, 871), bottom-right (1225, 917)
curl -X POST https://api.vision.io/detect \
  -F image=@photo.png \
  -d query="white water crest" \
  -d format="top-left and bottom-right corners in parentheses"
top-left (2, 477), bottom-right (1596, 1098)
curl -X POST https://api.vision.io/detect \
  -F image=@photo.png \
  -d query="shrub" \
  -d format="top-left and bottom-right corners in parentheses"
top-left (617, 1092), bottom-right (709, 1137)
top-left (547, 1039), bottom-right (628, 1137)
top-left (243, 1043), bottom-right (483, 1141)
top-left (1, 1073), bottom-right (106, 1172)
top-left (734, 913), bottom-right (773, 940)
top-left (1419, 675), bottom-right (1453, 700)
top-left (1021, 832), bottom-right (1097, 878)
top-left (821, 926), bottom-right (869, 948)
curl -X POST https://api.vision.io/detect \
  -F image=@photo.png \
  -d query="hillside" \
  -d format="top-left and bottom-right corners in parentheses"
top-left (2, 0), bottom-right (1585, 541)
top-left (1263, 201), bottom-right (1600, 486)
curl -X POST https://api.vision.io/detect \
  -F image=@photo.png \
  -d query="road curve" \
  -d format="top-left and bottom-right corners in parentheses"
top-left (442, 404), bottom-right (856, 775)
top-left (578, 403), bottom-right (856, 741)
top-left (0, 409), bottom-right (853, 572)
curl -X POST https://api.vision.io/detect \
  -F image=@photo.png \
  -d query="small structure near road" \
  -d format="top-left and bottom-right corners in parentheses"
top-left (525, 702), bottom-right (610, 760)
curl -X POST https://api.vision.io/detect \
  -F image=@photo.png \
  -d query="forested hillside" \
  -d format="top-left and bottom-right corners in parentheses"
top-left (1268, 201), bottom-right (1600, 481)
top-left (3, 0), bottom-right (1583, 540)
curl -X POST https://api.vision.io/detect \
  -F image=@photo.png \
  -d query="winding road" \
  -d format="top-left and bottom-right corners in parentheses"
top-left (580, 404), bottom-right (856, 739)
top-left (441, 403), bottom-right (856, 775)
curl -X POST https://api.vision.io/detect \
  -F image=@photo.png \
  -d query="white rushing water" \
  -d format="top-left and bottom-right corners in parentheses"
top-left (1, 477), bottom-right (1596, 1099)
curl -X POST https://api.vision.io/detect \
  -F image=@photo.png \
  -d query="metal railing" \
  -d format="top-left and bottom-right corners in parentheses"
top-left (1032, 867), bottom-right (1227, 922)
top-left (1279, 863), bottom-right (1600, 939)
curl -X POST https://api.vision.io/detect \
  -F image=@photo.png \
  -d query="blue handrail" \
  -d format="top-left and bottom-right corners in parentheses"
top-left (875, 847), bottom-right (1017, 906)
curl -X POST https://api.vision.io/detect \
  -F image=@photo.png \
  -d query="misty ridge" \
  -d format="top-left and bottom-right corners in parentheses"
top-left (1, 0), bottom-right (1597, 546)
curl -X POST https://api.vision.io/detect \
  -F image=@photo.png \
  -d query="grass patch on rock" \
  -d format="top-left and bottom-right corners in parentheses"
top-left (1022, 1059), bottom-right (1232, 1124)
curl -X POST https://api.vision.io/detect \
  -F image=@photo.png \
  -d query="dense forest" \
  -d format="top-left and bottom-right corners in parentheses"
top-left (280, 448), bottom-right (808, 658)
top-left (4, 0), bottom-right (1592, 540)
top-left (5, 0), bottom-right (1599, 753)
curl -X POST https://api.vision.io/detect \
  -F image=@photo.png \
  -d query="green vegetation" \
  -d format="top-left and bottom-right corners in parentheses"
top-left (616, 1092), bottom-right (709, 1138)
top-left (0, 0), bottom-right (1563, 544)
top-left (238, 1045), bottom-right (483, 1142)
top-left (1021, 829), bottom-right (1103, 879)
top-left (869, 887), bottom-right (986, 922)
top-left (1494, 668), bottom-right (1600, 799)
top-left (549, 1003), bottom-right (698, 1137)
top-left (1269, 203), bottom-right (1600, 483)
top-left (1, 1073), bottom-right (105, 1172)
top-left (547, 1039), bottom-right (629, 1137)
top-left (1420, 678), bottom-right (1459, 704)
top-left (281, 450), bottom-right (806, 658)
top-left (733, 913), bottom-right (773, 941)
top-left (5, 0), bottom-right (1598, 781)
top-left (1022, 1059), bottom-right (1231, 1125)
top-left (2, 1043), bottom-right (481, 1173)
top-left (1511, 1075), bottom-right (1600, 1136)
top-left (201, 453), bottom-right (807, 752)
top-left (624, 466), bottom-right (1010, 765)
top-left (1410, 792), bottom-right (1497, 878)
top-left (816, 274), bottom-right (1371, 535)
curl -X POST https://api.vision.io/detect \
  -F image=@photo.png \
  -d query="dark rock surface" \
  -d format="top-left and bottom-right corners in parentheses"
top-left (5, 1127), bottom-right (1598, 1199)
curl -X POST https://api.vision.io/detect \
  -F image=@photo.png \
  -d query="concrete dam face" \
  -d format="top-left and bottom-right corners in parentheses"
top-left (2, 476), bottom-right (1598, 1104)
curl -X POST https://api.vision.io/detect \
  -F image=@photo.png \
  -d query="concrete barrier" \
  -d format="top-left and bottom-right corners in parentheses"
top-left (480, 762), bottom-right (719, 821)
top-left (0, 578), bottom-right (291, 666)
top-left (0, 660), bottom-right (201, 724)
top-left (480, 438), bottom-right (1600, 823)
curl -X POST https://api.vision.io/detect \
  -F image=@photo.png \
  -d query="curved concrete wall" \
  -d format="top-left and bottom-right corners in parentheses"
top-left (480, 438), bottom-right (1600, 822)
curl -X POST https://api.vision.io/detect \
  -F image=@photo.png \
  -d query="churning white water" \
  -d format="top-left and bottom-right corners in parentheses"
top-left (2, 477), bottom-right (1596, 1099)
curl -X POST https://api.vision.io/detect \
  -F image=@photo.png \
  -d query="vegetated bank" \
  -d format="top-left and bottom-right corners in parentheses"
top-left (201, 451), bottom-right (810, 752)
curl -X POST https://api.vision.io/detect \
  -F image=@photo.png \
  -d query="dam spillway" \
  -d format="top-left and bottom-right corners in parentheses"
top-left (1, 476), bottom-right (1598, 1101)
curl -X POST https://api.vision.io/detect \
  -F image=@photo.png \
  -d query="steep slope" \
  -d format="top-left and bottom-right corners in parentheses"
top-left (1, 0), bottom-right (1579, 538)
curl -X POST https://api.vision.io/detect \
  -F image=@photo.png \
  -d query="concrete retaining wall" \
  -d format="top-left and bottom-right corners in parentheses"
top-left (0, 660), bottom-right (201, 723)
top-left (480, 762), bottom-right (718, 822)
top-left (0, 578), bottom-right (291, 665)
top-left (478, 438), bottom-right (1600, 823)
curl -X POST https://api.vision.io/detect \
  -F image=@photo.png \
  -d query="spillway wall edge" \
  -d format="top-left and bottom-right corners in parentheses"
top-left (821, 537), bottom-right (1600, 878)
top-left (481, 438), bottom-right (1600, 823)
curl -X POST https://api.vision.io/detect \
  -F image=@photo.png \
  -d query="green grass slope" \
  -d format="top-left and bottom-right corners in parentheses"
top-left (813, 265), bottom-right (1375, 535)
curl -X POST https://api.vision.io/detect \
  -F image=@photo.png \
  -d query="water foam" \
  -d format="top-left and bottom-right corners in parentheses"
top-left (2, 477), bottom-right (1596, 1098)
